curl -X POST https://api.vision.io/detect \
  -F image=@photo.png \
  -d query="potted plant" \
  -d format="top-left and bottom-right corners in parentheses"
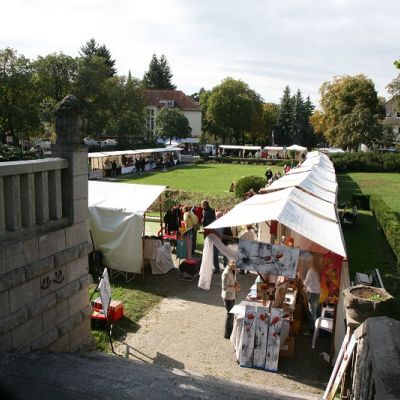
top-left (343, 285), bottom-right (394, 323)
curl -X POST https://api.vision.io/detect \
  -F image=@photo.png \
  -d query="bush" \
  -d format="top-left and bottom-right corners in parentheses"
top-left (0, 144), bottom-right (39, 162)
top-left (370, 195), bottom-right (400, 264)
top-left (234, 175), bottom-right (266, 199)
top-left (351, 193), bottom-right (371, 210)
top-left (330, 152), bottom-right (400, 172)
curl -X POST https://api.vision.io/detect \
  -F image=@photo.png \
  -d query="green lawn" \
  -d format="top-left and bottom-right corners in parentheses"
top-left (337, 172), bottom-right (400, 319)
top-left (119, 163), bottom-right (276, 193)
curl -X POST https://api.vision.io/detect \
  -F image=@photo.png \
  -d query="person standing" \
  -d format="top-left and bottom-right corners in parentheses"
top-left (221, 259), bottom-right (240, 339)
top-left (303, 264), bottom-right (321, 336)
top-left (111, 160), bottom-right (117, 177)
top-left (183, 205), bottom-right (198, 255)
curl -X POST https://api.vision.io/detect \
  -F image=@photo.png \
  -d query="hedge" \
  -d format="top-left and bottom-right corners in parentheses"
top-left (0, 144), bottom-right (40, 162)
top-left (330, 152), bottom-right (400, 172)
top-left (234, 175), bottom-right (266, 199)
top-left (370, 194), bottom-right (400, 264)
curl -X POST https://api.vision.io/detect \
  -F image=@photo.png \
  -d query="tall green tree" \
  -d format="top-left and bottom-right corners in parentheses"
top-left (319, 74), bottom-right (385, 150)
top-left (142, 54), bottom-right (176, 90)
top-left (275, 86), bottom-right (294, 145)
top-left (0, 48), bottom-right (40, 143)
top-left (203, 77), bottom-right (263, 144)
top-left (155, 108), bottom-right (191, 143)
top-left (73, 55), bottom-right (111, 136)
top-left (80, 38), bottom-right (117, 77)
top-left (261, 102), bottom-right (280, 145)
top-left (32, 53), bottom-right (77, 125)
top-left (104, 75), bottom-right (146, 143)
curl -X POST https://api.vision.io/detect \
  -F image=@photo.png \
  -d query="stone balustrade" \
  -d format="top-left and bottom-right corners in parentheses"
top-left (0, 158), bottom-right (68, 237)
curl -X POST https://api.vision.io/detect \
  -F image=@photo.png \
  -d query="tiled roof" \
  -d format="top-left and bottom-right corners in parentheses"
top-left (143, 90), bottom-right (202, 111)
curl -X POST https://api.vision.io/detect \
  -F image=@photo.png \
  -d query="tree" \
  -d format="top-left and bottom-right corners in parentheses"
top-left (319, 74), bottom-right (385, 150)
top-left (190, 88), bottom-right (205, 102)
top-left (142, 54), bottom-right (176, 90)
top-left (32, 53), bottom-right (77, 125)
top-left (261, 102), bottom-right (280, 145)
top-left (203, 77), bottom-right (263, 144)
top-left (104, 75), bottom-right (146, 143)
top-left (155, 108), bottom-right (191, 143)
top-left (73, 55), bottom-right (111, 136)
top-left (0, 48), bottom-right (40, 143)
top-left (275, 86), bottom-right (294, 145)
top-left (80, 38), bottom-right (117, 77)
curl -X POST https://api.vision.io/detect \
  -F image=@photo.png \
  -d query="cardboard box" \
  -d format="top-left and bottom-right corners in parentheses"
top-left (280, 336), bottom-right (295, 358)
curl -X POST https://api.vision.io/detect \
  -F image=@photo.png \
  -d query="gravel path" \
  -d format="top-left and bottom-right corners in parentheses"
top-left (115, 267), bottom-right (331, 398)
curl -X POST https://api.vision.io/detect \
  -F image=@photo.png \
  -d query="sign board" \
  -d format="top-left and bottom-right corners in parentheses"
top-left (99, 268), bottom-right (111, 315)
top-left (237, 240), bottom-right (300, 279)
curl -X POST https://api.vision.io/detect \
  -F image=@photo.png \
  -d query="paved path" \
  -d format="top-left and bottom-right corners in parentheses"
top-left (0, 352), bottom-right (319, 400)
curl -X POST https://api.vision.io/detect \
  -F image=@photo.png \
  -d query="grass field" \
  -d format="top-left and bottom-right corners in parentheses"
top-left (119, 163), bottom-right (275, 193)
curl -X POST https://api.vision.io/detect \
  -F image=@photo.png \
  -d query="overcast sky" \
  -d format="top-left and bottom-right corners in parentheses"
top-left (2, 0), bottom-right (400, 106)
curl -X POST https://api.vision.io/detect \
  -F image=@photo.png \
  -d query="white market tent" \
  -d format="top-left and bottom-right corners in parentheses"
top-left (206, 151), bottom-right (349, 360)
top-left (219, 145), bottom-right (262, 151)
top-left (88, 181), bottom-right (166, 274)
top-left (207, 186), bottom-right (346, 257)
top-left (286, 144), bottom-right (307, 152)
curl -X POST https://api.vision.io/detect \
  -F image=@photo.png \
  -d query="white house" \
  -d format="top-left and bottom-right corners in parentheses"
top-left (143, 90), bottom-right (202, 139)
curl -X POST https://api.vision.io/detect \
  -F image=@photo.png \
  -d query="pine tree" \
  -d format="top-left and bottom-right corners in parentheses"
top-left (142, 54), bottom-right (176, 90)
top-left (275, 86), bottom-right (294, 145)
top-left (80, 38), bottom-right (117, 77)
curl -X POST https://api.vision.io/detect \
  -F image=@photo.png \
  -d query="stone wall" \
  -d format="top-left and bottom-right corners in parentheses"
top-left (0, 95), bottom-right (93, 352)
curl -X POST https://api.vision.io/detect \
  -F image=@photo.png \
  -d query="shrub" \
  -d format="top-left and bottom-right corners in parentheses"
top-left (234, 175), bottom-right (266, 199)
top-left (370, 195), bottom-right (400, 264)
top-left (330, 152), bottom-right (400, 172)
top-left (351, 193), bottom-right (371, 210)
top-left (0, 144), bottom-right (39, 162)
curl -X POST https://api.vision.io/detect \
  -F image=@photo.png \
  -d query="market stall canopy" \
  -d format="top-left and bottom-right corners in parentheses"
top-left (286, 164), bottom-right (337, 183)
top-left (219, 145), bottom-right (262, 151)
top-left (263, 146), bottom-right (285, 151)
top-left (206, 187), bottom-right (346, 257)
top-left (286, 144), bottom-right (307, 152)
top-left (263, 169), bottom-right (337, 203)
top-left (88, 181), bottom-right (166, 273)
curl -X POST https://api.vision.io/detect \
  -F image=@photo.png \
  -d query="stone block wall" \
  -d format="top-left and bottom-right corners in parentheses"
top-left (0, 224), bottom-right (93, 351)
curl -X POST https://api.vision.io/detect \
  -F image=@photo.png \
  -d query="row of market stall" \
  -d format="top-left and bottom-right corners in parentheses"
top-left (218, 144), bottom-right (308, 159)
top-left (199, 150), bottom-right (349, 369)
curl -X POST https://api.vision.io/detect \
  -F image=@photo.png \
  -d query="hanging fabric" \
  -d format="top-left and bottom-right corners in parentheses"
top-left (198, 233), bottom-right (238, 290)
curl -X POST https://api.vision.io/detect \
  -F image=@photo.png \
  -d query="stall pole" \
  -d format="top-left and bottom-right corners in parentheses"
top-left (330, 304), bottom-right (338, 365)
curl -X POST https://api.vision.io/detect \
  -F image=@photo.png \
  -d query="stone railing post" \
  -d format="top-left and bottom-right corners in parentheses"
top-left (51, 95), bottom-right (88, 225)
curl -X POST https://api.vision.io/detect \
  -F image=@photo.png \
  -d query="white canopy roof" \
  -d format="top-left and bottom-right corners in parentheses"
top-left (88, 147), bottom-right (182, 159)
top-left (219, 145), bottom-right (262, 151)
top-left (207, 187), bottom-right (346, 257)
top-left (89, 181), bottom-right (165, 213)
top-left (264, 170), bottom-right (337, 203)
top-left (264, 146), bottom-right (285, 151)
top-left (286, 164), bottom-right (337, 183)
top-left (286, 144), bottom-right (307, 151)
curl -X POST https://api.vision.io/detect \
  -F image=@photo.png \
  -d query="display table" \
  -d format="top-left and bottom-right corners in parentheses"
top-left (229, 282), bottom-right (298, 368)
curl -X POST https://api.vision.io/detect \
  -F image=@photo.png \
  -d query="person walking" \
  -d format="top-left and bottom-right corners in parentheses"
top-left (221, 259), bottom-right (240, 339)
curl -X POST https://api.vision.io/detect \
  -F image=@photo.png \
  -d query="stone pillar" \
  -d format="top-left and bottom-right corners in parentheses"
top-left (51, 95), bottom-right (88, 225)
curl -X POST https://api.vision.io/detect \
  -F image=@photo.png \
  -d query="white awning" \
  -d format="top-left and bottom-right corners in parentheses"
top-left (89, 181), bottom-right (165, 213)
top-left (286, 144), bottom-right (307, 152)
top-left (207, 187), bottom-right (346, 257)
top-left (219, 145), bottom-right (262, 151)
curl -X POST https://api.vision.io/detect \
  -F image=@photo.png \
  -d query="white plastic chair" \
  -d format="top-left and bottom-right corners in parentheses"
top-left (312, 307), bottom-right (334, 349)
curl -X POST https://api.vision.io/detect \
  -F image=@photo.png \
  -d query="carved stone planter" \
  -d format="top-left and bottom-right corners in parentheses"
top-left (343, 285), bottom-right (394, 324)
